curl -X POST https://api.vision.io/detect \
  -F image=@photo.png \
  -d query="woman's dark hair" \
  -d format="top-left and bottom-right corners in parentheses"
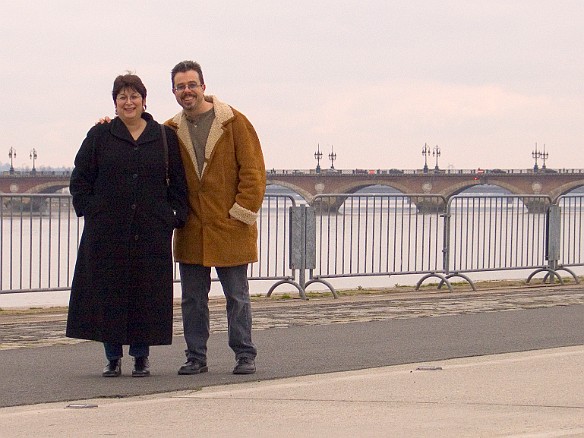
top-left (112, 73), bottom-right (147, 103)
top-left (171, 60), bottom-right (204, 87)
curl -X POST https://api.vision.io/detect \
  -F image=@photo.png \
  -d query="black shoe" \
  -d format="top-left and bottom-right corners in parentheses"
top-left (102, 359), bottom-right (121, 377)
top-left (132, 356), bottom-right (150, 377)
top-left (233, 357), bottom-right (256, 375)
top-left (178, 359), bottom-right (208, 375)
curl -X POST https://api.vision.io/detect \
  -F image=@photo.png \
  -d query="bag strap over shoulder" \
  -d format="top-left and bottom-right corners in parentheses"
top-left (160, 124), bottom-right (169, 186)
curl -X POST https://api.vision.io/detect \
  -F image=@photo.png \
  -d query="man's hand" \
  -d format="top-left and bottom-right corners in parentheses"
top-left (95, 116), bottom-right (112, 125)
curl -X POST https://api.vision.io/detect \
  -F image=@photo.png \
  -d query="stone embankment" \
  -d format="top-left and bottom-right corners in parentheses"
top-left (1, 283), bottom-right (583, 350)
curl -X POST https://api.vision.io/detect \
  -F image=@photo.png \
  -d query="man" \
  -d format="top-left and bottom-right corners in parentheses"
top-left (166, 61), bottom-right (266, 375)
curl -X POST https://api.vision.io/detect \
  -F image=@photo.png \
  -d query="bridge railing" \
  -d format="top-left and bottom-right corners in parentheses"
top-left (266, 168), bottom-right (584, 176)
top-left (1, 170), bottom-right (72, 177)
top-left (3, 168), bottom-right (584, 179)
top-left (1, 192), bottom-right (582, 297)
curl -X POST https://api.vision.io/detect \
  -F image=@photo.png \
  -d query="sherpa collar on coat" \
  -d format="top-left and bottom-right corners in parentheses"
top-left (170, 95), bottom-right (234, 180)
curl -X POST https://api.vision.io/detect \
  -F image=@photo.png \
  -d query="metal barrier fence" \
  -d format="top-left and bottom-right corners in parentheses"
top-left (298, 194), bottom-right (446, 296)
top-left (1, 194), bottom-right (80, 294)
top-left (445, 195), bottom-right (550, 274)
top-left (301, 193), bottom-right (582, 295)
top-left (0, 194), bottom-right (297, 295)
top-left (557, 195), bottom-right (584, 269)
top-left (1, 192), bottom-right (583, 298)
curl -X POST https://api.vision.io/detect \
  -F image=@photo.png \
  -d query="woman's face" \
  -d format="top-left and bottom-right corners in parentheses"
top-left (115, 87), bottom-right (145, 123)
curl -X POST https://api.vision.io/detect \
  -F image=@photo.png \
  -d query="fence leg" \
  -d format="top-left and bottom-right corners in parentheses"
top-left (285, 205), bottom-right (311, 299)
top-left (286, 205), bottom-right (338, 299)
top-left (527, 204), bottom-right (569, 284)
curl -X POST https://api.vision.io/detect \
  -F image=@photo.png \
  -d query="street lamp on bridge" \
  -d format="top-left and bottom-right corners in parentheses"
top-left (314, 143), bottom-right (322, 173)
top-left (328, 145), bottom-right (337, 170)
top-left (540, 144), bottom-right (548, 170)
top-left (8, 147), bottom-right (16, 174)
top-left (433, 145), bottom-right (441, 171)
top-left (422, 143), bottom-right (431, 173)
top-left (532, 142), bottom-right (541, 172)
top-left (30, 148), bottom-right (37, 174)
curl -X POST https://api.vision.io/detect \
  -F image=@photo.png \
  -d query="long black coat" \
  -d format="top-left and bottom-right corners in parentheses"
top-left (66, 113), bottom-right (188, 345)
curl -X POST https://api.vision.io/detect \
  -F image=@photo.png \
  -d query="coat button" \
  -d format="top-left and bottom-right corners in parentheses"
top-left (131, 204), bottom-right (136, 210)
top-left (134, 235), bottom-right (139, 241)
top-left (133, 173), bottom-right (138, 179)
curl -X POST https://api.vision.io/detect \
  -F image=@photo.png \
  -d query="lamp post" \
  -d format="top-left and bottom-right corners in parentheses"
top-left (422, 143), bottom-right (430, 173)
top-left (541, 144), bottom-right (548, 170)
top-left (433, 145), bottom-right (441, 171)
top-left (532, 142), bottom-right (540, 172)
top-left (30, 148), bottom-right (37, 174)
top-left (8, 147), bottom-right (16, 174)
top-left (328, 145), bottom-right (337, 170)
top-left (314, 143), bottom-right (322, 173)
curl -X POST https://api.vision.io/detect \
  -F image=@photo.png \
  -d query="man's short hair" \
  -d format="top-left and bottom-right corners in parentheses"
top-left (171, 61), bottom-right (204, 87)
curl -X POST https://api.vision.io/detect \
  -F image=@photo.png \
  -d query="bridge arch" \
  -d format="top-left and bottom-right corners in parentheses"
top-left (266, 178), bottom-right (415, 206)
top-left (0, 174), bottom-right (71, 195)
top-left (440, 179), bottom-right (519, 198)
top-left (310, 183), bottom-right (405, 213)
top-left (266, 182), bottom-right (312, 203)
top-left (329, 181), bottom-right (408, 196)
top-left (24, 182), bottom-right (70, 194)
top-left (548, 181), bottom-right (584, 200)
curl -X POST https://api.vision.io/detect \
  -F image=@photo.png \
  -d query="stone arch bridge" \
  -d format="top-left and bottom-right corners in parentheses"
top-left (266, 168), bottom-right (584, 212)
top-left (0, 171), bottom-right (71, 194)
top-left (2, 168), bottom-right (584, 212)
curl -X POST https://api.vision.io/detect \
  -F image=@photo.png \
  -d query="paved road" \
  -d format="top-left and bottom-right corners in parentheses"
top-left (1, 285), bottom-right (583, 408)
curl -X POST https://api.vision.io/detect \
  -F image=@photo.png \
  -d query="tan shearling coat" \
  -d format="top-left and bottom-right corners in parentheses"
top-left (166, 96), bottom-right (266, 267)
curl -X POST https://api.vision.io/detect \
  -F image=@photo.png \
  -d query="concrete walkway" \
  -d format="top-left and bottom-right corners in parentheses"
top-left (1, 285), bottom-right (583, 437)
top-left (0, 346), bottom-right (583, 437)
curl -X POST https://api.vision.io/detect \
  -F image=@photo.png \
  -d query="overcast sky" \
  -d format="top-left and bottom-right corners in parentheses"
top-left (1, 0), bottom-right (582, 172)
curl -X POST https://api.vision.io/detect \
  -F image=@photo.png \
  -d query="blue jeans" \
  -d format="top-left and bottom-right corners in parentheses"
top-left (179, 263), bottom-right (256, 363)
top-left (104, 343), bottom-right (149, 361)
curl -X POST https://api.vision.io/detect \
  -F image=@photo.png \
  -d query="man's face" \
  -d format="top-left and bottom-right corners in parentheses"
top-left (173, 70), bottom-right (206, 114)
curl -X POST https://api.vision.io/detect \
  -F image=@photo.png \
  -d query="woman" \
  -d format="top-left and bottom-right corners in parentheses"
top-left (66, 73), bottom-right (188, 377)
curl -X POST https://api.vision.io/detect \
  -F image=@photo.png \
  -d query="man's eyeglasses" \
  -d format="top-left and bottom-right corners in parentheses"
top-left (173, 82), bottom-right (201, 93)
